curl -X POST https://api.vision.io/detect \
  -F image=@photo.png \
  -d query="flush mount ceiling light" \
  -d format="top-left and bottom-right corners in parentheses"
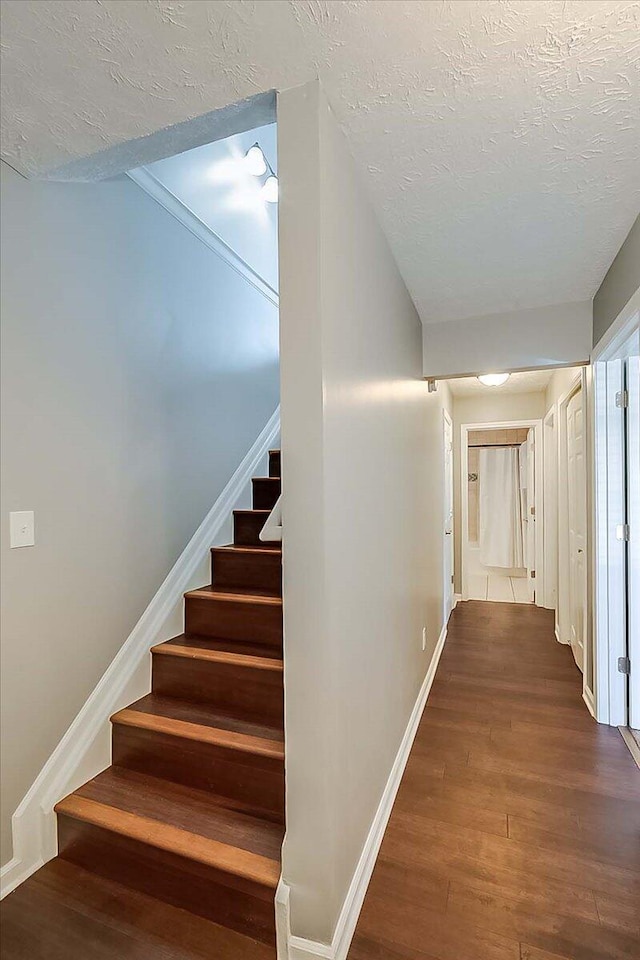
top-left (262, 174), bottom-right (278, 203)
top-left (477, 373), bottom-right (510, 387)
top-left (244, 143), bottom-right (267, 176)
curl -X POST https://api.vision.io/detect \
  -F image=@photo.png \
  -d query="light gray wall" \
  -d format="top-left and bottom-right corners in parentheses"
top-left (0, 160), bottom-right (279, 864)
top-left (593, 214), bottom-right (640, 347)
top-left (278, 82), bottom-right (452, 945)
top-left (423, 301), bottom-right (592, 379)
top-left (451, 391), bottom-right (547, 594)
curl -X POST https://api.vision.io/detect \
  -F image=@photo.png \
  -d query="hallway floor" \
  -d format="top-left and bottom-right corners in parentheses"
top-left (348, 601), bottom-right (640, 960)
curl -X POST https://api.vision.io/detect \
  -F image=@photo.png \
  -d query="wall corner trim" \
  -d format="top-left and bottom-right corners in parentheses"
top-left (0, 407), bottom-right (280, 900)
top-left (280, 620), bottom-right (449, 960)
top-left (127, 167), bottom-right (279, 308)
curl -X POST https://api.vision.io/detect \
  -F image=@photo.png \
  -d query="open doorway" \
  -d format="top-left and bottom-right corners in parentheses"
top-left (443, 370), bottom-right (554, 609)
top-left (461, 420), bottom-right (540, 603)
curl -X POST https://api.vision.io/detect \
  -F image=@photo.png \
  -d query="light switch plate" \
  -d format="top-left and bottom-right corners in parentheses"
top-left (10, 511), bottom-right (35, 548)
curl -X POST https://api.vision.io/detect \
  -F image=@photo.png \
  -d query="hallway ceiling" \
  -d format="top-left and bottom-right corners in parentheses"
top-left (2, 1), bottom-right (639, 325)
top-left (446, 368), bottom-right (555, 396)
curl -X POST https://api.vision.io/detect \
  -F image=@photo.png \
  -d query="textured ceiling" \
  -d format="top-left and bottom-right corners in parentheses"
top-left (1, 0), bottom-right (639, 324)
top-left (446, 368), bottom-right (556, 396)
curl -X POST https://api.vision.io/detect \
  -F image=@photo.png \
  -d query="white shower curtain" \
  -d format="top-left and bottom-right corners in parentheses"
top-left (478, 447), bottom-right (524, 568)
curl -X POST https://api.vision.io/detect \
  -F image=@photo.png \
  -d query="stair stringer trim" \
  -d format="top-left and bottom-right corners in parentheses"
top-left (1, 407), bottom-right (280, 900)
top-left (277, 620), bottom-right (449, 960)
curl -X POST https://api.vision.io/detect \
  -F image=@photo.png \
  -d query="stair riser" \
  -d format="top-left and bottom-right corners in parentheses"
top-left (112, 725), bottom-right (285, 819)
top-left (233, 511), bottom-right (276, 548)
top-left (269, 450), bottom-right (280, 478)
top-left (212, 549), bottom-right (282, 597)
top-left (57, 816), bottom-right (276, 944)
top-left (252, 478), bottom-right (281, 511)
top-left (185, 596), bottom-right (282, 646)
top-left (152, 655), bottom-right (284, 724)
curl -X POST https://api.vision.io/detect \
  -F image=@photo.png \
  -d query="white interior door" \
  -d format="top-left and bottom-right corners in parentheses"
top-left (525, 429), bottom-right (536, 602)
top-left (443, 410), bottom-right (454, 622)
top-left (567, 388), bottom-right (587, 672)
top-left (627, 354), bottom-right (640, 729)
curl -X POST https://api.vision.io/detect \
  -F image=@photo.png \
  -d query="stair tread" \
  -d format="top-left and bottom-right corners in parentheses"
top-left (213, 544), bottom-right (281, 556)
top-left (211, 540), bottom-right (282, 557)
top-left (57, 768), bottom-right (283, 886)
top-left (153, 636), bottom-right (283, 670)
top-left (114, 694), bottom-right (284, 757)
top-left (185, 586), bottom-right (282, 605)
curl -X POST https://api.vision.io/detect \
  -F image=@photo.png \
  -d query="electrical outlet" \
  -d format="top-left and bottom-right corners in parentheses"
top-left (422, 626), bottom-right (427, 651)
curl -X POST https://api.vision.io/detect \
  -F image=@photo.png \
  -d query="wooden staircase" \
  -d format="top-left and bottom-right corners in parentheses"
top-left (52, 449), bottom-right (284, 949)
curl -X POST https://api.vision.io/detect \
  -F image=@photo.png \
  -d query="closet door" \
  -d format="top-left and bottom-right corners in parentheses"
top-left (567, 388), bottom-right (587, 673)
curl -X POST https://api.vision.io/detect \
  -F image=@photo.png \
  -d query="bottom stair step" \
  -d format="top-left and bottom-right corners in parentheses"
top-left (55, 768), bottom-right (283, 944)
top-left (0, 858), bottom-right (276, 960)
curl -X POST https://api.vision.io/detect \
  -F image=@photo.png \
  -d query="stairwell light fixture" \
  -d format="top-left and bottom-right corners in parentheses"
top-left (243, 142), bottom-right (278, 203)
top-left (244, 143), bottom-right (268, 177)
top-left (477, 373), bottom-right (510, 387)
top-left (262, 174), bottom-right (279, 203)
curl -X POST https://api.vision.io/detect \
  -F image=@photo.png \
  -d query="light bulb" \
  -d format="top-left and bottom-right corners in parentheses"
top-left (262, 175), bottom-right (278, 203)
top-left (244, 145), bottom-right (267, 177)
top-left (477, 373), bottom-right (510, 387)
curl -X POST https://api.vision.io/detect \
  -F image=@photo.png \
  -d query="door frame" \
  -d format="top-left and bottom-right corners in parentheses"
top-left (556, 374), bottom-right (587, 674)
top-left (460, 418), bottom-right (544, 605)
top-left (592, 289), bottom-right (640, 726)
top-left (443, 408), bottom-right (455, 625)
top-left (543, 407), bottom-right (558, 612)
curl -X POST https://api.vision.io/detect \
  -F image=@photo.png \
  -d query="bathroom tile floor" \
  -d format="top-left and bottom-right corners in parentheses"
top-left (467, 574), bottom-right (532, 603)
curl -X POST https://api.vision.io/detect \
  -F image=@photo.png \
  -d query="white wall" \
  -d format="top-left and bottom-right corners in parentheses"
top-left (451, 391), bottom-right (546, 593)
top-left (423, 301), bottom-right (592, 379)
top-left (135, 123), bottom-right (278, 292)
top-left (278, 82), bottom-right (452, 946)
top-left (545, 367), bottom-right (582, 411)
top-left (0, 160), bottom-right (279, 865)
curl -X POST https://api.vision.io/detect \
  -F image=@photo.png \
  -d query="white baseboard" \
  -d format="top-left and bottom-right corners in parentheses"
top-left (1, 409), bottom-right (280, 900)
top-left (278, 620), bottom-right (449, 960)
top-left (618, 727), bottom-right (640, 770)
top-left (454, 593), bottom-right (462, 607)
top-left (582, 687), bottom-right (596, 720)
top-left (554, 624), bottom-right (569, 645)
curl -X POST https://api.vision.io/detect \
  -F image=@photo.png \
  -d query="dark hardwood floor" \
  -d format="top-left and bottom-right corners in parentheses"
top-left (348, 601), bottom-right (640, 960)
